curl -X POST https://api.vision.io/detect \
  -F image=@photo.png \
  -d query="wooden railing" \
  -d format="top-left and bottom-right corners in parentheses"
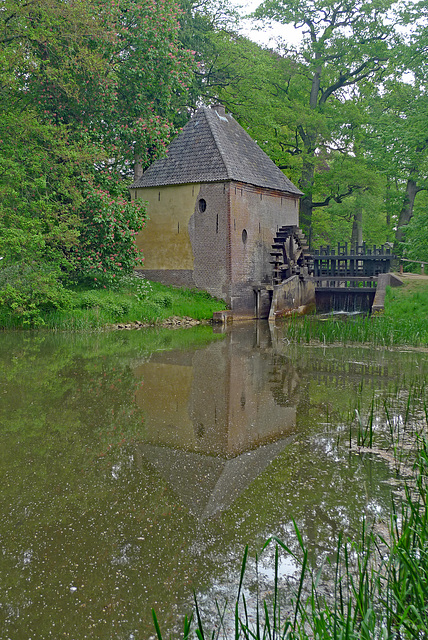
top-left (400, 258), bottom-right (426, 275)
top-left (313, 243), bottom-right (395, 290)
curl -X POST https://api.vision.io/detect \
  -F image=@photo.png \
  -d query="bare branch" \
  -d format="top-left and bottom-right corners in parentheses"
top-left (312, 185), bottom-right (366, 208)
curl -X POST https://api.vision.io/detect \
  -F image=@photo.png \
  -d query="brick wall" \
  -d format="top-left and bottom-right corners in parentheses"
top-left (228, 182), bottom-right (299, 315)
top-left (134, 180), bottom-right (300, 317)
top-left (189, 182), bottom-right (230, 301)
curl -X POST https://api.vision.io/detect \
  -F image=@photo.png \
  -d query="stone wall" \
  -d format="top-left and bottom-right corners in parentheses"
top-left (269, 275), bottom-right (316, 321)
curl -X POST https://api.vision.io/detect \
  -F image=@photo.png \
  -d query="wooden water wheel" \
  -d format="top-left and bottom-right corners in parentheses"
top-left (270, 225), bottom-right (313, 284)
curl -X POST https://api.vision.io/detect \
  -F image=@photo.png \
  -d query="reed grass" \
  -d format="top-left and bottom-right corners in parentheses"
top-left (282, 312), bottom-right (428, 347)
top-left (280, 277), bottom-right (428, 347)
top-left (153, 391), bottom-right (428, 640)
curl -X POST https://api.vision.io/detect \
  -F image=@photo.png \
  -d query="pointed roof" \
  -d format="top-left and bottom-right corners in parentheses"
top-left (131, 105), bottom-right (302, 195)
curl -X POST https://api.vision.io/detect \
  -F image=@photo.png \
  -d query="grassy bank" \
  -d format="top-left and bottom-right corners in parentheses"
top-left (384, 273), bottom-right (428, 321)
top-left (0, 276), bottom-right (227, 330)
top-left (282, 274), bottom-right (428, 347)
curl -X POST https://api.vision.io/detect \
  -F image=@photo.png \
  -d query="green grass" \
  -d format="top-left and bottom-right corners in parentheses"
top-left (384, 276), bottom-right (428, 320)
top-left (0, 277), bottom-right (228, 330)
top-left (280, 276), bottom-right (428, 347)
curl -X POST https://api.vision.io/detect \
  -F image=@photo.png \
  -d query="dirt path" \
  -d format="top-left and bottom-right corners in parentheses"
top-left (395, 271), bottom-right (428, 281)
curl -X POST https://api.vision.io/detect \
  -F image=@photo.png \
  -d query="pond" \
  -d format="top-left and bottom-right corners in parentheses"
top-left (0, 323), bottom-right (427, 639)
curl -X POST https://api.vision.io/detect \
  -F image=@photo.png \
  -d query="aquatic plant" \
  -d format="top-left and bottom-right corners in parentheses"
top-left (281, 278), bottom-right (428, 347)
top-left (152, 394), bottom-right (428, 640)
top-left (282, 313), bottom-right (428, 347)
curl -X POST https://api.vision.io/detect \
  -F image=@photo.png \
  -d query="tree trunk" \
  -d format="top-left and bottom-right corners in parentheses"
top-left (351, 203), bottom-right (363, 248)
top-left (385, 177), bottom-right (392, 229)
top-left (298, 156), bottom-right (315, 246)
top-left (297, 65), bottom-right (322, 246)
top-left (133, 155), bottom-right (143, 182)
top-left (395, 178), bottom-right (421, 245)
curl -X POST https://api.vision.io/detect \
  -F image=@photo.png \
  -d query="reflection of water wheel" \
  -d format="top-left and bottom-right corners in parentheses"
top-left (269, 357), bottom-right (301, 407)
top-left (270, 225), bottom-right (313, 284)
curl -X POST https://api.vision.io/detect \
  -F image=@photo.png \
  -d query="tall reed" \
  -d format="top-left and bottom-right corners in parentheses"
top-left (282, 314), bottom-right (428, 347)
top-left (152, 437), bottom-right (428, 640)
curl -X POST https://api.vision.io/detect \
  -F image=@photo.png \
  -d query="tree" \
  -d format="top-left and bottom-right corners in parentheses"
top-left (192, 28), bottom-right (387, 246)
top-left (174, 0), bottom-right (241, 122)
top-left (249, 0), bottom-right (400, 243)
top-left (367, 81), bottom-right (428, 248)
top-left (365, 0), bottom-right (428, 249)
top-left (0, 0), bottom-right (194, 322)
top-left (0, 0), bottom-right (194, 268)
top-left (402, 191), bottom-right (428, 265)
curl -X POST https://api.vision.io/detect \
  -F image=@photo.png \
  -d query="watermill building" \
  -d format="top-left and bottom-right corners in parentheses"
top-left (130, 104), bottom-right (302, 317)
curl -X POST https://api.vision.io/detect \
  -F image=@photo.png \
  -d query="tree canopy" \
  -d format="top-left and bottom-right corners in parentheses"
top-left (1, 0), bottom-right (428, 323)
top-left (0, 0), bottom-right (194, 321)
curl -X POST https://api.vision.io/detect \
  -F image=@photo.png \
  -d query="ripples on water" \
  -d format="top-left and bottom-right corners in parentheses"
top-left (0, 324), bottom-right (426, 638)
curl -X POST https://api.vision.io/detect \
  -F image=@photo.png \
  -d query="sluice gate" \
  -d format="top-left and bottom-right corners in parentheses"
top-left (268, 232), bottom-right (396, 318)
top-left (313, 243), bottom-right (395, 313)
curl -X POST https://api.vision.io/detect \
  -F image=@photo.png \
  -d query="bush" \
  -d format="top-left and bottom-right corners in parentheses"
top-left (72, 188), bottom-right (147, 288)
top-left (79, 291), bottom-right (101, 309)
top-left (0, 262), bottom-right (75, 327)
top-left (151, 292), bottom-right (173, 308)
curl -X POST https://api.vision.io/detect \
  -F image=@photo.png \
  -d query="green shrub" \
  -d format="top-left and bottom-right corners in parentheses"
top-left (134, 277), bottom-right (153, 301)
top-left (151, 292), bottom-right (173, 308)
top-left (0, 262), bottom-right (75, 327)
top-left (102, 299), bottom-right (133, 316)
top-left (79, 291), bottom-right (101, 309)
top-left (72, 187), bottom-right (147, 288)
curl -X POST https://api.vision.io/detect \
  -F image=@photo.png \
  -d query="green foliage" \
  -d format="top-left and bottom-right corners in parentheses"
top-left (71, 188), bottom-right (147, 288)
top-left (1, 0), bottom-right (195, 170)
top-left (0, 0), bottom-right (195, 312)
top-left (0, 110), bottom-right (87, 266)
top-left (282, 312), bottom-right (428, 347)
top-left (277, 278), bottom-right (428, 347)
top-left (175, 0), bottom-right (240, 121)
top-left (402, 193), bottom-right (428, 264)
top-left (0, 262), bottom-right (75, 327)
top-left (384, 279), bottom-right (428, 319)
top-left (134, 277), bottom-right (154, 302)
top-left (247, 0), bottom-right (399, 238)
top-left (0, 278), bottom-right (227, 330)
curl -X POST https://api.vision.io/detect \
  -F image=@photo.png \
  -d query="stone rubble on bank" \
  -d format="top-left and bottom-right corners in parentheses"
top-left (111, 316), bottom-right (201, 331)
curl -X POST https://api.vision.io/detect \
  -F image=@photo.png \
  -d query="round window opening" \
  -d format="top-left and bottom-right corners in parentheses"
top-left (242, 229), bottom-right (248, 244)
top-left (198, 198), bottom-right (207, 213)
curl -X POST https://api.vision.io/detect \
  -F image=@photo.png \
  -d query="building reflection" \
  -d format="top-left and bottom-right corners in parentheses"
top-left (133, 323), bottom-right (300, 519)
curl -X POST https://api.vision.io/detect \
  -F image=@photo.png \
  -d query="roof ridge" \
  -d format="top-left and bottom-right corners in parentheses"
top-left (131, 105), bottom-right (302, 195)
top-left (201, 106), bottom-right (233, 180)
top-left (198, 106), bottom-right (230, 177)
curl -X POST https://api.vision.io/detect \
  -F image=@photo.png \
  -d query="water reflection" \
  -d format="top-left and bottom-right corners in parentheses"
top-left (0, 325), bottom-right (426, 638)
top-left (134, 324), bottom-right (297, 519)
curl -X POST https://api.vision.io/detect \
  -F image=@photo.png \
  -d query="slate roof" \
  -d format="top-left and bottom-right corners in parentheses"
top-left (131, 106), bottom-right (302, 195)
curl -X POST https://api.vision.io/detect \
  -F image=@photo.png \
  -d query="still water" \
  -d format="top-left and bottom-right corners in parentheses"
top-left (0, 323), bottom-right (427, 639)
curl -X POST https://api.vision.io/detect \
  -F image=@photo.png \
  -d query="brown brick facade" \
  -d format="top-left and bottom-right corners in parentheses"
top-left (135, 180), bottom-right (300, 316)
